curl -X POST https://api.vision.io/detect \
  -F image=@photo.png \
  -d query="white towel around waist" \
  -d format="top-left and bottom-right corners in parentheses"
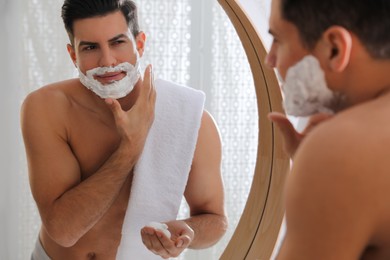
top-left (116, 79), bottom-right (205, 260)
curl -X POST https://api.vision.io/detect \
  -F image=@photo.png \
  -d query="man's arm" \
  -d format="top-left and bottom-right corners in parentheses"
top-left (182, 110), bottom-right (227, 248)
top-left (276, 122), bottom-right (377, 259)
top-left (21, 66), bottom-right (155, 247)
top-left (141, 110), bottom-right (227, 258)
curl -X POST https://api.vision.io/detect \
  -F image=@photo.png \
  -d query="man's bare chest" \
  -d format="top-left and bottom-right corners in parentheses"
top-left (67, 111), bottom-right (121, 178)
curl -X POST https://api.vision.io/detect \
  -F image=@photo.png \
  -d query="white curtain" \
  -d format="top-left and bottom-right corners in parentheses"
top-left (0, 0), bottom-right (34, 258)
top-left (0, 0), bottom-right (272, 259)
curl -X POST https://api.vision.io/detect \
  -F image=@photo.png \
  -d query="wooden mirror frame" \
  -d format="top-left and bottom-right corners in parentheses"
top-left (218, 0), bottom-right (290, 259)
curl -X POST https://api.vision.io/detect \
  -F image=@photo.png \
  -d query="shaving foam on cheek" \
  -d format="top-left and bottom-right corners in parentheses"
top-left (78, 57), bottom-right (141, 99)
top-left (281, 55), bottom-right (336, 117)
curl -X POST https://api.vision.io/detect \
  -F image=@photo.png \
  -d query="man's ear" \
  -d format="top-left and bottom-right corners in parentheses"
top-left (67, 43), bottom-right (77, 67)
top-left (322, 26), bottom-right (352, 72)
top-left (135, 31), bottom-right (146, 57)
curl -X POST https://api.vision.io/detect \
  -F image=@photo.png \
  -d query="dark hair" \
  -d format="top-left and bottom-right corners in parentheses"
top-left (280, 0), bottom-right (390, 59)
top-left (61, 0), bottom-right (140, 44)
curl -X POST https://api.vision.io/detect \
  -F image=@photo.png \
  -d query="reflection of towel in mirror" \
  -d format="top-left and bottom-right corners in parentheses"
top-left (116, 79), bottom-right (205, 260)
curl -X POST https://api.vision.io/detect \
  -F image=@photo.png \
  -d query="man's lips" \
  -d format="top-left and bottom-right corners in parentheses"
top-left (94, 71), bottom-right (126, 83)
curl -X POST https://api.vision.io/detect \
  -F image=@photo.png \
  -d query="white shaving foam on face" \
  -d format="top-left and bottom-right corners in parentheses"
top-left (79, 60), bottom-right (141, 99)
top-left (281, 55), bottom-right (336, 117)
top-left (146, 222), bottom-right (171, 238)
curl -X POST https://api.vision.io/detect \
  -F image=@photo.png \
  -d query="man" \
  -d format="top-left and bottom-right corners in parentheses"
top-left (21, 0), bottom-right (227, 259)
top-left (266, 0), bottom-right (390, 259)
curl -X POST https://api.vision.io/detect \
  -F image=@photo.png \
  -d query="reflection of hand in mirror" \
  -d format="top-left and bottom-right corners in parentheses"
top-left (268, 112), bottom-right (333, 158)
top-left (141, 220), bottom-right (194, 258)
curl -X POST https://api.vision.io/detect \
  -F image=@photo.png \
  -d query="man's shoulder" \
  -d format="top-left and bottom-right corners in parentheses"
top-left (298, 105), bottom-right (377, 158)
top-left (288, 104), bottom-right (390, 238)
top-left (24, 79), bottom-right (79, 104)
top-left (21, 79), bottom-right (81, 121)
top-left (292, 103), bottom-right (390, 193)
top-left (306, 100), bottom-right (390, 152)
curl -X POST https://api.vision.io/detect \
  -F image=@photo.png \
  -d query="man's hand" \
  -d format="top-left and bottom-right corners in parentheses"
top-left (105, 64), bottom-right (156, 158)
top-left (141, 220), bottom-right (194, 259)
top-left (268, 112), bottom-right (333, 158)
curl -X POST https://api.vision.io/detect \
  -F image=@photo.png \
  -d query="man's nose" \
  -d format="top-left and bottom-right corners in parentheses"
top-left (265, 53), bottom-right (276, 68)
top-left (99, 47), bottom-right (117, 67)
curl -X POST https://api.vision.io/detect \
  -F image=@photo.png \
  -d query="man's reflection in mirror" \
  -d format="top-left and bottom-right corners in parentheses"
top-left (21, 0), bottom-right (227, 259)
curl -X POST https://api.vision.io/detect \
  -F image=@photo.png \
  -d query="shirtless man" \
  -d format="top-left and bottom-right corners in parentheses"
top-left (21, 0), bottom-right (227, 259)
top-left (266, 0), bottom-right (390, 259)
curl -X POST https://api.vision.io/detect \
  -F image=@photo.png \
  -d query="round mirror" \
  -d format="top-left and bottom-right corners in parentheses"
top-left (13, 0), bottom-right (289, 259)
top-left (218, 0), bottom-right (289, 259)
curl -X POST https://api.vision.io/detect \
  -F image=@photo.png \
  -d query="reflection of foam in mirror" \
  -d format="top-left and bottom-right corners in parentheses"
top-left (6, 1), bottom-right (259, 260)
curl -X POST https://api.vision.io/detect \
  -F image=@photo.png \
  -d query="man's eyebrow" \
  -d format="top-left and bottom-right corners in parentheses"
top-left (78, 41), bottom-right (97, 48)
top-left (77, 34), bottom-right (130, 49)
top-left (268, 29), bottom-right (276, 36)
top-left (108, 34), bottom-right (130, 43)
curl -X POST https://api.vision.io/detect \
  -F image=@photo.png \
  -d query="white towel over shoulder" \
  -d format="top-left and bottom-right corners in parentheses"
top-left (116, 79), bottom-right (205, 260)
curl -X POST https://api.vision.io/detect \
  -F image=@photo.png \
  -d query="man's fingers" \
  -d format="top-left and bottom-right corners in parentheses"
top-left (309, 113), bottom-right (333, 124)
top-left (143, 64), bottom-right (152, 83)
top-left (148, 65), bottom-right (157, 109)
top-left (268, 112), bottom-right (297, 138)
top-left (155, 230), bottom-right (175, 252)
top-left (105, 98), bottom-right (123, 119)
top-left (156, 233), bottom-right (189, 258)
top-left (175, 235), bottom-right (191, 248)
top-left (268, 112), bottom-right (302, 157)
top-left (268, 111), bottom-right (334, 158)
top-left (134, 64), bottom-right (156, 114)
top-left (141, 64), bottom-right (153, 99)
top-left (141, 228), bottom-right (172, 257)
top-left (137, 64), bottom-right (156, 122)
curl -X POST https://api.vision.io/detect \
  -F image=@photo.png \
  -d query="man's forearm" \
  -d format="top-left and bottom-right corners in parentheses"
top-left (184, 213), bottom-right (228, 249)
top-left (43, 144), bottom-right (136, 247)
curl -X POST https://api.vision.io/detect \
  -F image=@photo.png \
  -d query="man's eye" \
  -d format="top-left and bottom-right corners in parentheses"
top-left (112, 40), bottom-right (125, 45)
top-left (83, 45), bottom-right (97, 51)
